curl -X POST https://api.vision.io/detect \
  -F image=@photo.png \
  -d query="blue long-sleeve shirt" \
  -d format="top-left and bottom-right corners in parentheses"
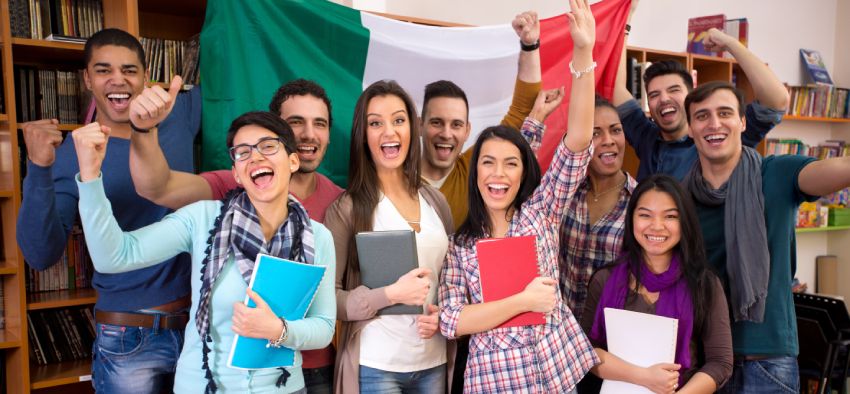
top-left (77, 175), bottom-right (336, 393)
top-left (617, 98), bottom-right (784, 181)
top-left (16, 87), bottom-right (202, 312)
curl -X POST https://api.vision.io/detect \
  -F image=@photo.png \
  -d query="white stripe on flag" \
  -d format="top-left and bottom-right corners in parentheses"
top-left (361, 13), bottom-right (519, 150)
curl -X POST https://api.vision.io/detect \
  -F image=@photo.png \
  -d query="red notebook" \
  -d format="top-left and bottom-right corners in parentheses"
top-left (476, 236), bottom-right (545, 328)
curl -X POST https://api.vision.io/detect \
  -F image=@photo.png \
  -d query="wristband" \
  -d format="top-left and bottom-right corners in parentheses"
top-left (131, 123), bottom-right (154, 133)
top-left (569, 61), bottom-right (597, 79)
top-left (266, 318), bottom-right (288, 348)
top-left (520, 39), bottom-right (540, 52)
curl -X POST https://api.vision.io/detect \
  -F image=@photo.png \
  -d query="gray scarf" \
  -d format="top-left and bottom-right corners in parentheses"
top-left (685, 146), bottom-right (769, 322)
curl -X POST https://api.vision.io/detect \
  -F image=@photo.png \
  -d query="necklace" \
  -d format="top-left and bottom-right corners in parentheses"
top-left (591, 178), bottom-right (626, 202)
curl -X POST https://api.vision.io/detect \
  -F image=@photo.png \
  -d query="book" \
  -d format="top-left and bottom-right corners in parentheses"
top-left (355, 230), bottom-right (423, 315)
top-left (227, 254), bottom-right (326, 370)
top-left (801, 49), bottom-right (833, 85)
top-left (45, 33), bottom-right (86, 43)
top-left (725, 18), bottom-right (748, 48)
top-left (687, 14), bottom-right (725, 57)
top-left (476, 236), bottom-right (544, 328)
top-left (600, 308), bottom-right (678, 394)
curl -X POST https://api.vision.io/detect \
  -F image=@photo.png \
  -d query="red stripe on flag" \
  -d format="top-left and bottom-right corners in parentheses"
top-left (538, 0), bottom-right (631, 170)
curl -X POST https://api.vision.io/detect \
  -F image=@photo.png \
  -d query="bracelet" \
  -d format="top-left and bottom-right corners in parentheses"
top-left (266, 318), bottom-right (288, 348)
top-left (569, 60), bottom-right (597, 79)
top-left (131, 123), bottom-right (154, 133)
top-left (520, 39), bottom-right (540, 52)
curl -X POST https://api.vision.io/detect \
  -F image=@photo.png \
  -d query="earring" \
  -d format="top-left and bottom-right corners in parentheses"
top-left (235, 177), bottom-right (241, 184)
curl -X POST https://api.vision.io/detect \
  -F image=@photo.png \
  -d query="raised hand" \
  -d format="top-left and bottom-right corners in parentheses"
top-left (72, 122), bottom-right (111, 182)
top-left (22, 119), bottom-right (63, 167)
top-left (416, 304), bottom-right (440, 339)
top-left (512, 11), bottom-right (540, 46)
top-left (386, 267), bottom-right (432, 306)
top-left (566, 0), bottom-right (596, 50)
top-left (519, 276), bottom-right (558, 313)
top-left (529, 87), bottom-right (566, 122)
top-left (702, 28), bottom-right (736, 53)
top-left (641, 362), bottom-right (681, 394)
top-left (129, 75), bottom-right (183, 131)
top-left (232, 288), bottom-right (284, 340)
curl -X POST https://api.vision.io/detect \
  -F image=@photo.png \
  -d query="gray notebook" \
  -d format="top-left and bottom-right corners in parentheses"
top-left (355, 230), bottom-right (423, 315)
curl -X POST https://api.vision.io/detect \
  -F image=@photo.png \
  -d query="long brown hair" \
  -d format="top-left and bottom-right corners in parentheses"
top-left (344, 80), bottom-right (422, 280)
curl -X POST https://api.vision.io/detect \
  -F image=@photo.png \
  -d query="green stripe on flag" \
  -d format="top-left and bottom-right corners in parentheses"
top-left (200, 0), bottom-right (370, 186)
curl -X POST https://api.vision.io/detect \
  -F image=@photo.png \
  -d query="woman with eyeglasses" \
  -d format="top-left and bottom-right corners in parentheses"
top-left (73, 111), bottom-right (336, 393)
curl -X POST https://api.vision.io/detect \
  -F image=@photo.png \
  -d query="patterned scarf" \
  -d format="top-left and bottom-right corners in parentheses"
top-left (590, 256), bottom-right (694, 385)
top-left (197, 189), bottom-right (315, 393)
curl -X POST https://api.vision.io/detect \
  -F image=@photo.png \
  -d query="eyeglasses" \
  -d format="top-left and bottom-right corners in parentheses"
top-left (229, 137), bottom-right (285, 162)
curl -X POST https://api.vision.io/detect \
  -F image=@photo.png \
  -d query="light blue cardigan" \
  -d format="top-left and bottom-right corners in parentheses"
top-left (78, 176), bottom-right (336, 393)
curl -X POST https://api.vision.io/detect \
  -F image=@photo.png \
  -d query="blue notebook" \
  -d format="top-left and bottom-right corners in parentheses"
top-left (227, 254), bottom-right (327, 370)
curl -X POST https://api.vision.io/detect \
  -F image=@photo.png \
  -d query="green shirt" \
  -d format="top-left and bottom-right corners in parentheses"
top-left (695, 154), bottom-right (816, 356)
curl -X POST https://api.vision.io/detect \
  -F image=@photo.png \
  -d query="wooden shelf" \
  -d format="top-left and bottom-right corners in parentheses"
top-left (57, 124), bottom-right (83, 131)
top-left (0, 327), bottom-right (21, 350)
top-left (0, 189), bottom-right (13, 198)
top-left (0, 114), bottom-right (8, 122)
top-left (0, 260), bottom-right (18, 275)
top-left (796, 225), bottom-right (850, 233)
top-left (783, 115), bottom-right (850, 123)
top-left (28, 288), bottom-right (98, 311)
top-left (11, 38), bottom-right (84, 66)
top-left (30, 359), bottom-right (92, 390)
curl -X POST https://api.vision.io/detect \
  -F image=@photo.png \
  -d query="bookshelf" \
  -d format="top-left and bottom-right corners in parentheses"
top-left (0, 0), bottom-right (206, 392)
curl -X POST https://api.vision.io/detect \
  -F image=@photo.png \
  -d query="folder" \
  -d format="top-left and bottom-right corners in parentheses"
top-left (356, 230), bottom-right (423, 315)
top-left (600, 308), bottom-right (678, 394)
top-left (227, 254), bottom-right (327, 370)
top-left (476, 236), bottom-right (544, 328)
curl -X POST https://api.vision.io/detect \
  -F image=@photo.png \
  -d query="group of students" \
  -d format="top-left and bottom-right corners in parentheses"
top-left (16, 1), bottom-right (850, 393)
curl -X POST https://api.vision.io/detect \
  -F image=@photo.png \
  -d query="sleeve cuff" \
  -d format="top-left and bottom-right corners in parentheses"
top-left (25, 160), bottom-right (55, 187)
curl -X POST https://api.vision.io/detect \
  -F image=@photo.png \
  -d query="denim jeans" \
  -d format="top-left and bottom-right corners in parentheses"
top-left (91, 318), bottom-right (184, 394)
top-left (360, 364), bottom-right (446, 394)
top-left (303, 365), bottom-right (334, 394)
top-left (718, 356), bottom-right (799, 394)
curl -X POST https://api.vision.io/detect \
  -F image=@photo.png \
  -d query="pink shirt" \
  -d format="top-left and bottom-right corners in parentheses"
top-left (200, 169), bottom-right (343, 368)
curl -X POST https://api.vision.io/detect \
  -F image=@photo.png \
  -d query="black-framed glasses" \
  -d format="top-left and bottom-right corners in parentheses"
top-left (229, 137), bottom-right (285, 162)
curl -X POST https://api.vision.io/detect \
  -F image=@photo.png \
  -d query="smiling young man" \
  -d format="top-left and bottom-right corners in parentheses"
top-left (419, 11), bottom-right (549, 230)
top-left (683, 81), bottom-right (850, 393)
top-left (128, 79), bottom-right (343, 393)
top-left (16, 28), bottom-right (201, 393)
top-left (612, 26), bottom-right (789, 181)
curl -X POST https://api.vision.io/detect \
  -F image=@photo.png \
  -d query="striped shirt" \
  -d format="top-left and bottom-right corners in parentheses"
top-left (559, 174), bottom-right (637, 322)
top-left (439, 140), bottom-right (599, 393)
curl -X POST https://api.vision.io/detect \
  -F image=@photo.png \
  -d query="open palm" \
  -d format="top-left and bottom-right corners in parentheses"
top-left (567, 0), bottom-right (596, 50)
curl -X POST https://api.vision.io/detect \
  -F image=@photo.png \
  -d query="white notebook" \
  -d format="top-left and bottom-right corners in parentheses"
top-left (600, 308), bottom-right (679, 394)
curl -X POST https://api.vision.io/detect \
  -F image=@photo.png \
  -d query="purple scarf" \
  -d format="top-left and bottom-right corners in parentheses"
top-left (590, 256), bottom-right (694, 383)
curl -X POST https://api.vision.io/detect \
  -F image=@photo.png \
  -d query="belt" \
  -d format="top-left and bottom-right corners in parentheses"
top-left (734, 354), bottom-right (771, 361)
top-left (95, 310), bottom-right (189, 330)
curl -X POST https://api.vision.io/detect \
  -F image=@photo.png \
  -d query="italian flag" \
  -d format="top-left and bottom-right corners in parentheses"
top-left (200, 0), bottom-right (630, 186)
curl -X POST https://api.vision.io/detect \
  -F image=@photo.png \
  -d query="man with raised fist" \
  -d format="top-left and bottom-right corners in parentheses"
top-left (16, 28), bottom-right (201, 393)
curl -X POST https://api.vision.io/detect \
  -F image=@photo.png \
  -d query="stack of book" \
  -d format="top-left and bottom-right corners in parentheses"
top-left (141, 35), bottom-right (201, 85)
top-left (15, 66), bottom-right (89, 124)
top-left (9, 0), bottom-right (104, 41)
top-left (26, 226), bottom-right (94, 293)
top-left (27, 307), bottom-right (96, 365)
top-left (785, 85), bottom-right (850, 119)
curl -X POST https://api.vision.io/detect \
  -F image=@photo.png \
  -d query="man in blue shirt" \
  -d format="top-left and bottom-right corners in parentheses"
top-left (683, 81), bottom-right (850, 393)
top-left (16, 29), bottom-right (201, 393)
top-left (613, 27), bottom-right (789, 181)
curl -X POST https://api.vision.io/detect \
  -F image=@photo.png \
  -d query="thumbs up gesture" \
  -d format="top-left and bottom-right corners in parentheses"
top-left (129, 75), bottom-right (183, 131)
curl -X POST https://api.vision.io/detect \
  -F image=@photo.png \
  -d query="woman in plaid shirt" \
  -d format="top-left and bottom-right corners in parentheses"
top-left (438, 0), bottom-right (600, 391)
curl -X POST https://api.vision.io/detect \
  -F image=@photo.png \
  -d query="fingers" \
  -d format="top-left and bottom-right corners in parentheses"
top-left (409, 267), bottom-right (432, 278)
top-left (539, 277), bottom-right (558, 286)
top-left (168, 75), bottom-right (183, 100)
top-left (661, 363), bottom-right (681, 371)
top-left (247, 288), bottom-right (270, 309)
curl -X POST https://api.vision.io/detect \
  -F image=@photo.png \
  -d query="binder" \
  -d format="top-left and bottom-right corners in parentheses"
top-left (227, 254), bottom-right (327, 370)
top-left (600, 308), bottom-right (678, 394)
top-left (356, 230), bottom-right (422, 315)
top-left (476, 236), bottom-right (544, 328)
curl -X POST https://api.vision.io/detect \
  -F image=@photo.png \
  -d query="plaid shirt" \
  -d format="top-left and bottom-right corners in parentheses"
top-left (439, 141), bottom-right (599, 393)
top-left (560, 173), bottom-right (637, 322)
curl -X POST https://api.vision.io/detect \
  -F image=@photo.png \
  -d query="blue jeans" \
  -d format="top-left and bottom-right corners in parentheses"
top-left (91, 318), bottom-right (184, 394)
top-left (359, 364), bottom-right (446, 394)
top-left (303, 365), bottom-right (333, 394)
top-left (718, 356), bottom-right (799, 394)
